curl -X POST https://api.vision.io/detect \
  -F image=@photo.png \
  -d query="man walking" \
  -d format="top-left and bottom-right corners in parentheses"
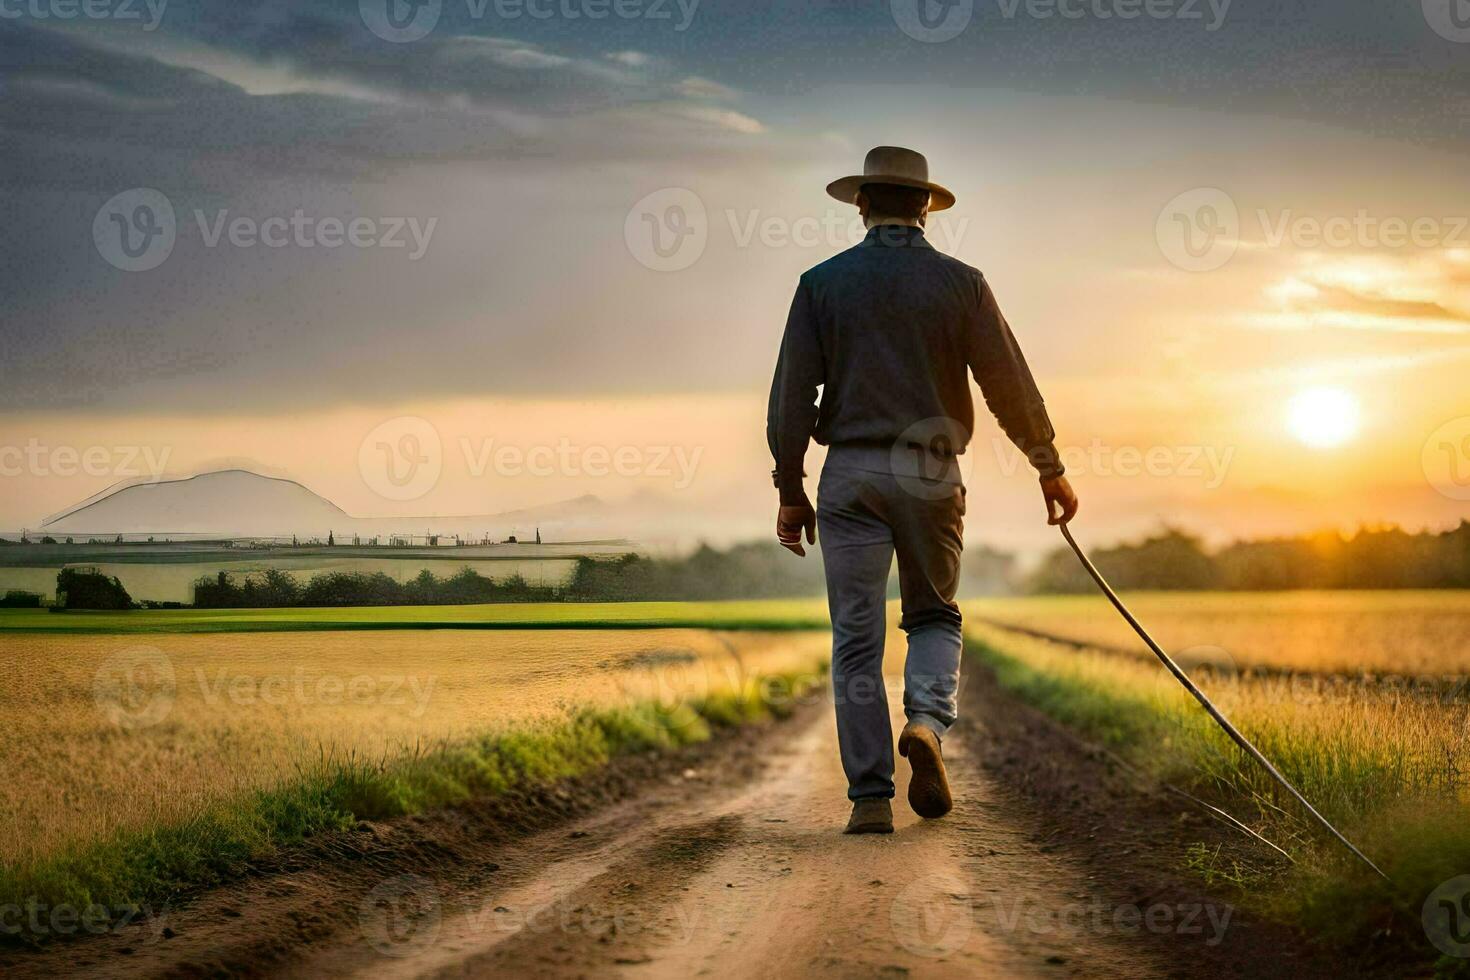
top-left (766, 146), bottom-right (1078, 834)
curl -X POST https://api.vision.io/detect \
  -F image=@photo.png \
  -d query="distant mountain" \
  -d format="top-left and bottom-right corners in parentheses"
top-left (41, 469), bottom-right (610, 540)
top-left (43, 470), bottom-right (351, 537)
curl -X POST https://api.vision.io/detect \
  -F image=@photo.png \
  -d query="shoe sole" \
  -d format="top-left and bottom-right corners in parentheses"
top-left (899, 726), bottom-right (953, 819)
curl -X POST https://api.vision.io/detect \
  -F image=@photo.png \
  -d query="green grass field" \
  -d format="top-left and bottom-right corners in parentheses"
top-left (0, 599), bottom-right (830, 635)
top-left (966, 621), bottom-right (1470, 971)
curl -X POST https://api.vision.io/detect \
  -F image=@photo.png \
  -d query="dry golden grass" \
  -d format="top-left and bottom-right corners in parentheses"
top-left (967, 622), bottom-right (1470, 799)
top-left (0, 628), bottom-right (828, 867)
top-left (967, 590), bottom-right (1470, 675)
top-left (968, 620), bottom-right (1470, 957)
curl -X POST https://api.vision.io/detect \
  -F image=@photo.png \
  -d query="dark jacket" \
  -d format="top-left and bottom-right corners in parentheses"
top-left (766, 224), bottom-right (1063, 505)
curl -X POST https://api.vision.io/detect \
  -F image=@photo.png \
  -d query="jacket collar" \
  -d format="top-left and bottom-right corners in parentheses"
top-left (859, 224), bottom-right (933, 249)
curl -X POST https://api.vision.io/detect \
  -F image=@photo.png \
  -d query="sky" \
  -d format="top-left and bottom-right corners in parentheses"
top-left (2, 0), bottom-right (1469, 554)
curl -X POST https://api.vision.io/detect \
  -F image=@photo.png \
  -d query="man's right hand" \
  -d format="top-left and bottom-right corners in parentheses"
top-left (1041, 475), bottom-right (1078, 526)
top-left (776, 501), bottom-right (817, 556)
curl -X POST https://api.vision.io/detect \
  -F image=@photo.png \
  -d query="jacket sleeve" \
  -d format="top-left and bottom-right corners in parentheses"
top-left (966, 274), bottom-right (1065, 479)
top-left (765, 276), bottom-right (823, 505)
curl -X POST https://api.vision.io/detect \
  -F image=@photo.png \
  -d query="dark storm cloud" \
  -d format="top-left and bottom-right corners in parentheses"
top-left (0, 13), bottom-right (777, 412)
top-left (1, 0), bottom-right (1467, 413)
top-left (692, 1), bottom-right (1470, 149)
top-left (0, 17), bottom-right (745, 189)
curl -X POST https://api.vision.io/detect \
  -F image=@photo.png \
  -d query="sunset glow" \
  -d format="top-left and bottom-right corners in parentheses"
top-left (1286, 387), bottom-right (1362, 450)
top-left (3, 5), bottom-right (1468, 555)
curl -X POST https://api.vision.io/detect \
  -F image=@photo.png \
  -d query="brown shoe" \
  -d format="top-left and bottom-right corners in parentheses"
top-left (898, 722), bottom-right (953, 819)
top-left (844, 798), bottom-right (894, 834)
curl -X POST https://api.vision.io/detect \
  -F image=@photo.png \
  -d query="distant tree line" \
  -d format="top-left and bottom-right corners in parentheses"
top-left (1026, 522), bottom-right (1470, 593)
top-left (193, 567), bottom-right (559, 607)
top-left (43, 522), bottom-right (1470, 611)
top-left (562, 543), bottom-right (828, 601)
top-left (564, 541), bottom-right (1017, 601)
top-left (191, 544), bottom-right (832, 607)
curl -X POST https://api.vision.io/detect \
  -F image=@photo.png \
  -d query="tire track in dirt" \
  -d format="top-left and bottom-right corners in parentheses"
top-left (288, 694), bottom-right (1177, 979)
top-left (0, 716), bottom-right (787, 980)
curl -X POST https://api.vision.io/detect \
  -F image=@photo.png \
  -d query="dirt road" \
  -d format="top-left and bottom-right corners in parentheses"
top-left (7, 668), bottom-right (1358, 980)
top-left (292, 696), bottom-right (1156, 979)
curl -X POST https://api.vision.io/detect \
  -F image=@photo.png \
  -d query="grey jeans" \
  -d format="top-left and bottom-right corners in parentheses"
top-left (817, 446), bottom-right (965, 801)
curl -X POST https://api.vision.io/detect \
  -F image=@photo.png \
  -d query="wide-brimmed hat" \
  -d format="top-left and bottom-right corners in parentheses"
top-left (826, 145), bottom-right (956, 212)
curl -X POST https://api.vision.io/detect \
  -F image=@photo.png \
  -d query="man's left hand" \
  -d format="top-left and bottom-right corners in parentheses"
top-left (1041, 475), bottom-right (1079, 526)
top-left (776, 502), bottom-right (816, 556)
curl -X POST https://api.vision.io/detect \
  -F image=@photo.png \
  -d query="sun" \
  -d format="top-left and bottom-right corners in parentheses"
top-left (1286, 386), bottom-right (1361, 449)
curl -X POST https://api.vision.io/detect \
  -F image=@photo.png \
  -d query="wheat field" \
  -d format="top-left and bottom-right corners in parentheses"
top-left (967, 590), bottom-right (1470, 675)
top-left (0, 628), bottom-right (829, 868)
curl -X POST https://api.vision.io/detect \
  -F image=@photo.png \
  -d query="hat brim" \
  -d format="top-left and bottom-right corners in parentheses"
top-left (826, 174), bottom-right (956, 212)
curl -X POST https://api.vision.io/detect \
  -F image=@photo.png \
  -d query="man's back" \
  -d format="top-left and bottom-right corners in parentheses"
top-left (799, 224), bottom-right (988, 454)
top-left (766, 223), bottom-right (1063, 500)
